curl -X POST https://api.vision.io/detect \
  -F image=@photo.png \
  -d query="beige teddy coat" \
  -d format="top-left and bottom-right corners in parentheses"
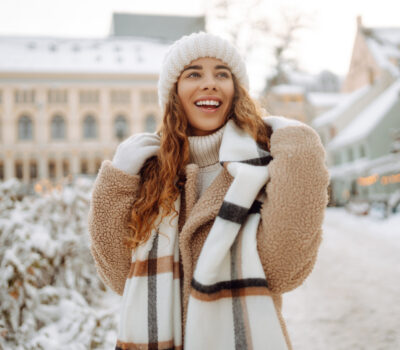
top-left (88, 120), bottom-right (330, 350)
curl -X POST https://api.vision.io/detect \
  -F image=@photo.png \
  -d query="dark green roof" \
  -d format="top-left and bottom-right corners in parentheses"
top-left (110, 13), bottom-right (206, 42)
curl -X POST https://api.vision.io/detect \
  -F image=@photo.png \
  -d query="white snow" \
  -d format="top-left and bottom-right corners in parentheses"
top-left (312, 85), bottom-right (370, 128)
top-left (271, 84), bottom-right (305, 95)
top-left (0, 35), bottom-right (171, 74)
top-left (328, 79), bottom-right (400, 151)
top-left (0, 178), bottom-right (119, 349)
top-left (283, 207), bottom-right (400, 349)
top-left (329, 152), bottom-right (400, 180)
top-left (307, 92), bottom-right (347, 108)
top-left (365, 27), bottom-right (400, 77)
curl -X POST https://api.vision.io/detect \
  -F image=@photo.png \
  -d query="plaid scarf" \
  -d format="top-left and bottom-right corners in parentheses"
top-left (116, 119), bottom-right (288, 350)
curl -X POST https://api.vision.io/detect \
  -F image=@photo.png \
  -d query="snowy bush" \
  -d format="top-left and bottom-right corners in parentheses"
top-left (0, 178), bottom-right (119, 349)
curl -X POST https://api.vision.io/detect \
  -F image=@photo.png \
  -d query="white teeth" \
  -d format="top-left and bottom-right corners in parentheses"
top-left (195, 100), bottom-right (221, 107)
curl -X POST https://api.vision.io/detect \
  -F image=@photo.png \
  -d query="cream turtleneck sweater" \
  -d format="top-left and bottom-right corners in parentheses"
top-left (188, 124), bottom-right (226, 198)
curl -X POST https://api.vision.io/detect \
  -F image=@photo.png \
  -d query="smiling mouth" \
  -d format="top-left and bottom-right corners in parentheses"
top-left (194, 102), bottom-right (222, 112)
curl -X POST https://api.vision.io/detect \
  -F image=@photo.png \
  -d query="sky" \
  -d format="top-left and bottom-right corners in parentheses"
top-left (0, 0), bottom-right (399, 93)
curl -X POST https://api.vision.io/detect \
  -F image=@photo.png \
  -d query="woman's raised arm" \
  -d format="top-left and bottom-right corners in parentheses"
top-left (257, 116), bottom-right (330, 294)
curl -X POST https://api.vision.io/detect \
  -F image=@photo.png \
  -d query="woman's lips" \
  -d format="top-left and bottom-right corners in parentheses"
top-left (194, 103), bottom-right (222, 113)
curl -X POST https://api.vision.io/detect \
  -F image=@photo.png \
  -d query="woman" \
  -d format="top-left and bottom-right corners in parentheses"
top-left (88, 32), bottom-right (329, 350)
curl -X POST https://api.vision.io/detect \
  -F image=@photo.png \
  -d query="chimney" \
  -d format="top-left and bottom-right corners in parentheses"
top-left (356, 15), bottom-right (363, 30)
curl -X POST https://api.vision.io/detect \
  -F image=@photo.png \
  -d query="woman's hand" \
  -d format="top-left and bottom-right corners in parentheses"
top-left (112, 132), bottom-right (161, 175)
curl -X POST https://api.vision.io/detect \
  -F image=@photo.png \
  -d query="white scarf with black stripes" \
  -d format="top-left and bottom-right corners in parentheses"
top-left (116, 119), bottom-right (288, 350)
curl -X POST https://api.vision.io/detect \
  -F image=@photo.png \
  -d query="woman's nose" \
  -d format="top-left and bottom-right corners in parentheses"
top-left (200, 75), bottom-right (217, 90)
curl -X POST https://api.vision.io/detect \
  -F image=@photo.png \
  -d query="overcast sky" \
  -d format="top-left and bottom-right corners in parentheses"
top-left (0, 0), bottom-right (399, 93)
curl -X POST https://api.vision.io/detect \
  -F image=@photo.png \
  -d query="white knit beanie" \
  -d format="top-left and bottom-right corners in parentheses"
top-left (157, 31), bottom-right (249, 114)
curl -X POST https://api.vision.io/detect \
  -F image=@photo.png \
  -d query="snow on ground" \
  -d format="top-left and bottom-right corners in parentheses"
top-left (283, 207), bottom-right (400, 350)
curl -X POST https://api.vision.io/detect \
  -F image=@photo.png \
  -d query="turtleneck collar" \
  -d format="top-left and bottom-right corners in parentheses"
top-left (188, 124), bottom-right (226, 168)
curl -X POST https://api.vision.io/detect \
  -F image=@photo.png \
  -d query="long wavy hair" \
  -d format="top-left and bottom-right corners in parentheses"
top-left (123, 74), bottom-right (272, 250)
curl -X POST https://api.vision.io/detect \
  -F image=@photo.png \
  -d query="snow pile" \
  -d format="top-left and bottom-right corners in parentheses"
top-left (0, 178), bottom-right (119, 349)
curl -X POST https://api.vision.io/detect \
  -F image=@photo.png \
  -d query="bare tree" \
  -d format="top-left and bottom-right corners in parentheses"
top-left (205, 0), bottom-right (313, 92)
top-left (205, 0), bottom-right (270, 61)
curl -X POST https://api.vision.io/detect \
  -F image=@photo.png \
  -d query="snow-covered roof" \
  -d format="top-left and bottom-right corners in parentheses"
top-left (364, 27), bottom-right (400, 77)
top-left (271, 84), bottom-right (305, 95)
top-left (307, 92), bottom-right (347, 108)
top-left (329, 157), bottom-right (371, 179)
top-left (329, 152), bottom-right (400, 179)
top-left (312, 85), bottom-right (370, 128)
top-left (328, 79), bottom-right (400, 151)
top-left (0, 35), bottom-right (171, 75)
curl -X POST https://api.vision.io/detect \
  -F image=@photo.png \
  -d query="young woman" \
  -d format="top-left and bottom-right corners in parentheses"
top-left (88, 32), bottom-right (329, 350)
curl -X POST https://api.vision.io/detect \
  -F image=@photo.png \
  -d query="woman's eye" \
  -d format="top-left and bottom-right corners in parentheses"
top-left (217, 72), bottom-right (229, 78)
top-left (188, 72), bottom-right (200, 78)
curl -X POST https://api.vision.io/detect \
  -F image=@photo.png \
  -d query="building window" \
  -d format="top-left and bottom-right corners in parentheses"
top-left (29, 160), bottom-right (38, 180)
top-left (83, 114), bottom-right (97, 139)
top-left (18, 115), bottom-right (33, 140)
top-left (141, 91), bottom-right (158, 105)
top-left (62, 160), bottom-right (70, 177)
top-left (111, 90), bottom-right (130, 104)
top-left (51, 114), bottom-right (66, 140)
top-left (15, 89), bottom-right (35, 104)
top-left (47, 89), bottom-right (68, 104)
top-left (81, 159), bottom-right (88, 174)
top-left (360, 144), bottom-right (365, 158)
top-left (114, 114), bottom-right (128, 140)
top-left (334, 152), bottom-right (341, 165)
top-left (79, 90), bottom-right (99, 104)
top-left (144, 114), bottom-right (157, 132)
top-left (347, 148), bottom-right (353, 162)
top-left (15, 161), bottom-right (23, 180)
top-left (95, 158), bottom-right (102, 174)
top-left (48, 160), bottom-right (56, 179)
top-left (0, 160), bottom-right (4, 181)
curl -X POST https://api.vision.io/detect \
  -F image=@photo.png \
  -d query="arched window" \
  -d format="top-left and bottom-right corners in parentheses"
top-left (48, 159), bottom-right (56, 179)
top-left (80, 159), bottom-right (88, 174)
top-left (18, 115), bottom-right (33, 140)
top-left (15, 160), bottom-right (23, 179)
top-left (0, 160), bottom-right (4, 181)
top-left (51, 114), bottom-right (66, 140)
top-left (144, 114), bottom-right (157, 133)
top-left (114, 114), bottom-right (128, 140)
top-left (29, 160), bottom-right (38, 180)
top-left (83, 114), bottom-right (97, 139)
top-left (62, 159), bottom-right (70, 177)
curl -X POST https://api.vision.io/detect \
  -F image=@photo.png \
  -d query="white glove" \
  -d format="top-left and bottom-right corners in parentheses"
top-left (112, 132), bottom-right (161, 175)
top-left (262, 115), bottom-right (304, 132)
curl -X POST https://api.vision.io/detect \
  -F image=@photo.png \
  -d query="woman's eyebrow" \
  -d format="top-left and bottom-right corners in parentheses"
top-left (182, 64), bottom-right (231, 72)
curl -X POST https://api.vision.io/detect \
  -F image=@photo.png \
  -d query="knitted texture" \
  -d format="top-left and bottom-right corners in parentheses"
top-left (157, 31), bottom-right (249, 113)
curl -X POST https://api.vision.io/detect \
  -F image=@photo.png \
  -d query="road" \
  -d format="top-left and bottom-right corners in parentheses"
top-left (283, 208), bottom-right (400, 350)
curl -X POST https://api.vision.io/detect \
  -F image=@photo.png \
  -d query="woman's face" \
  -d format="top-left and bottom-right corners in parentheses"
top-left (177, 57), bottom-right (235, 136)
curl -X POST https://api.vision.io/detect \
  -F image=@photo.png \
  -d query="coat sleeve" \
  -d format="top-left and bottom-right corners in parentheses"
top-left (257, 117), bottom-right (330, 294)
top-left (88, 160), bottom-right (141, 295)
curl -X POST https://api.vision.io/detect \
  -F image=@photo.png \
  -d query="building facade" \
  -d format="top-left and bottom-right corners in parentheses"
top-left (312, 16), bottom-right (400, 209)
top-left (0, 35), bottom-right (170, 187)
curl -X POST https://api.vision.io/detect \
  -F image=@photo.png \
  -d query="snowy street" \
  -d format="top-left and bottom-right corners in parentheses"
top-left (283, 208), bottom-right (400, 350)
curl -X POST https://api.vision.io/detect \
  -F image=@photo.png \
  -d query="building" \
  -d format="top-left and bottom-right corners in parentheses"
top-left (261, 69), bottom-right (343, 124)
top-left (312, 17), bottom-right (400, 208)
top-left (0, 14), bottom-right (206, 188)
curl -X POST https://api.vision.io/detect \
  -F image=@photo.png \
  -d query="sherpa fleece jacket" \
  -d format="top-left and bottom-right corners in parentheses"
top-left (88, 116), bottom-right (330, 350)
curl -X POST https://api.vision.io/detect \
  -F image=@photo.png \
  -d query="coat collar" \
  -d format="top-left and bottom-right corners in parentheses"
top-left (180, 162), bottom-right (233, 241)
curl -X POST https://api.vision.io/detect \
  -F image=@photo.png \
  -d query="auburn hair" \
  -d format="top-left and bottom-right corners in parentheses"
top-left (123, 74), bottom-right (272, 250)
